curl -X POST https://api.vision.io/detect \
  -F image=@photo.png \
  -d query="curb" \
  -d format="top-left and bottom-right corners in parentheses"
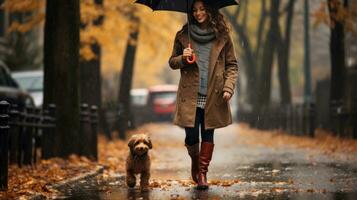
top-left (28, 165), bottom-right (105, 200)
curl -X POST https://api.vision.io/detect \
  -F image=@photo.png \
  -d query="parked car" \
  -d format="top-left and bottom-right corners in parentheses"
top-left (147, 84), bottom-right (178, 121)
top-left (12, 70), bottom-right (43, 107)
top-left (0, 61), bottom-right (34, 108)
top-left (130, 88), bottom-right (149, 106)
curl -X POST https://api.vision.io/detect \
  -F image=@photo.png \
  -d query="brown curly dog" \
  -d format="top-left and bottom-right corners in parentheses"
top-left (125, 134), bottom-right (153, 191)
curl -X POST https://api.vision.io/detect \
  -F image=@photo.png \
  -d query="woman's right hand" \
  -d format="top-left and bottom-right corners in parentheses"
top-left (182, 47), bottom-right (194, 61)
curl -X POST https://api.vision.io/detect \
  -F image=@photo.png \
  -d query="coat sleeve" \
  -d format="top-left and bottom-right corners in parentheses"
top-left (223, 35), bottom-right (239, 95)
top-left (168, 32), bottom-right (186, 70)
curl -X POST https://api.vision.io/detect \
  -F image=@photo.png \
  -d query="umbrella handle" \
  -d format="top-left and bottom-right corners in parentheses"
top-left (186, 43), bottom-right (196, 64)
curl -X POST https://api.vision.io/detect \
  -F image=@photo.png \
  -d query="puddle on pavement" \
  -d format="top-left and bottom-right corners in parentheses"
top-left (54, 175), bottom-right (357, 200)
top-left (54, 161), bottom-right (357, 200)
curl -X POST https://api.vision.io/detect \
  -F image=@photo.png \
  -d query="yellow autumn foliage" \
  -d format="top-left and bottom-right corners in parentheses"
top-left (80, 0), bottom-right (185, 86)
top-left (313, 0), bottom-right (357, 34)
top-left (1, 0), bottom-right (43, 12)
top-left (2, 0), bottom-right (185, 87)
top-left (1, 0), bottom-right (44, 33)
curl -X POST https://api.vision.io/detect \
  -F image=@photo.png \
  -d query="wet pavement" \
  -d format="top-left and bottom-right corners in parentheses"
top-left (56, 123), bottom-right (357, 200)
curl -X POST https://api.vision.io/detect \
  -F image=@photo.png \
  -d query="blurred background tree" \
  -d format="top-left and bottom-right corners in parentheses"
top-left (1, 31), bottom-right (42, 71)
top-left (0, 0), bottom-right (43, 71)
top-left (313, 0), bottom-right (357, 131)
top-left (223, 0), bottom-right (297, 127)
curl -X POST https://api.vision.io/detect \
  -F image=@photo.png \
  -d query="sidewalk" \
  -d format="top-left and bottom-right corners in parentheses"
top-left (0, 155), bottom-right (101, 199)
top-left (2, 123), bottom-right (357, 199)
top-left (57, 123), bottom-right (357, 199)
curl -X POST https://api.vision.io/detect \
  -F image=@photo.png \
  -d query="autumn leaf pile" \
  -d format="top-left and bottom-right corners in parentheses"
top-left (0, 155), bottom-right (97, 199)
top-left (0, 132), bottom-right (134, 199)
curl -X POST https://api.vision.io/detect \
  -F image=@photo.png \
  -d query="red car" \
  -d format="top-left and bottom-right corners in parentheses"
top-left (147, 85), bottom-right (178, 121)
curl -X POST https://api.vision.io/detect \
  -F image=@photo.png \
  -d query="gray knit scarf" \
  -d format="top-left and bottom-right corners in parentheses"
top-left (190, 24), bottom-right (216, 44)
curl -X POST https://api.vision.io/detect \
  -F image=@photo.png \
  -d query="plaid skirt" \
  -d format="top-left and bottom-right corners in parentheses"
top-left (197, 93), bottom-right (207, 109)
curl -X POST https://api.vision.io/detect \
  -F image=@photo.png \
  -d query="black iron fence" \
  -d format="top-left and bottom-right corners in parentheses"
top-left (329, 99), bottom-right (357, 138)
top-left (251, 103), bottom-right (316, 137)
top-left (0, 101), bottom-right (98, 191)
top-left (238, 100), bottom-right (357, 139)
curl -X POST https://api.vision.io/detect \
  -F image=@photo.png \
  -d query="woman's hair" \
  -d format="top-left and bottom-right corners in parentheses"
top-left (188, 0), bottom-right (230, 37)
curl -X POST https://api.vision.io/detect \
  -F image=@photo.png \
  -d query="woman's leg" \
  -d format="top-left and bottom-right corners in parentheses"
top-left (197, 107), bottom-right (214, 142)
top-left (197, 108), bottom-right (215, 190)
top-left (201, 129), bottom-right (214, 143)
top-left (184, 108), bottom-right (200, 183)
top-left (184, 108), bottom-right (200, 145)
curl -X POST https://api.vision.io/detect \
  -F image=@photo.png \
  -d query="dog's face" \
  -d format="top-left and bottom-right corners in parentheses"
top-left (128, 134), bottom-right (153, 156)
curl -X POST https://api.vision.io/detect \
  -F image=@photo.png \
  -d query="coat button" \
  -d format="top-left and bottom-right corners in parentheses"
top-left (215, 89), bottom-right (218, 93)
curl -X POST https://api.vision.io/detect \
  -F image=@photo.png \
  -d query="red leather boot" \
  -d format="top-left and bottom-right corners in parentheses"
top-left (185, 143), bottom-right (200, 183)
top-left (197, 142), bottom-right (214, 190)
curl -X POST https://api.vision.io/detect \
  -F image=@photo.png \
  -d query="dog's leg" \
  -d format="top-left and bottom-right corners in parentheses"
top-left (126, 170), bottom-right (136, 188)
top-left (140, 171), bottom-right (150, 191)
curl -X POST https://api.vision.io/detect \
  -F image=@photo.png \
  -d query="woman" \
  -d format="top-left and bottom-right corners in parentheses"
top-left (168, 0), bottom-right (238, 189)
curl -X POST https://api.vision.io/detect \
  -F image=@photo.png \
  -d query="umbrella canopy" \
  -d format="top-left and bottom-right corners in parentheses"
top-left (135, 0), bottom-right (239, 13)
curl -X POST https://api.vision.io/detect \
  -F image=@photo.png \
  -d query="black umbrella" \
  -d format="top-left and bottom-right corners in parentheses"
top-left (135, 0), bottom-right (239, 13)
top-left (135, 0), bottom-right (239, 63)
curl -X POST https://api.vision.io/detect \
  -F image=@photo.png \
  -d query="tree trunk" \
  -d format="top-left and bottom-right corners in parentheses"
top-left (43, 0), bottom-right (81, 158)
top-left (223, 1), bottom-right (270, 125)
top-left (328, 0), bottom-right (347, 102)
top-left (257, 0), bottom-right (280, 108)
top-left (255, 0), bottom-right (267, 59)
top-left (277, 0), bottom-right (295, 105)
top-left (223, 7), bottom-right (258, 105)
top-left (117, 16), bottom-right (140, 140)
top-left (79, 0), bottom-right (103, 160)
top-left (231, 22), bottom-right (258, 104)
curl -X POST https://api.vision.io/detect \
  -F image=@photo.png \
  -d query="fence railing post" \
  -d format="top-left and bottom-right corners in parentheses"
top-left (0, 101), bottom-right (10, 191)
top-left (299, 104), bottom-right (305, 135)
top-left (353, 98), bottom-right (357, 139)
top-left (292, 105), bottom-right (298, 135)
top-left (9, 104), bottom-right (19, 164)
top-left (295, 104), bottom-right (301, 135)
top-left (80, 103), bottom-right (91, 157)
top-left (330, 100), bottom-right (339, 135)
top-left (48, 104), bottom-right (56, 157)
top-left (42, 104), bottom-right (56, 159)
top-left (33, 107), bottom-right (41, 164)
top-left (23, 106), bottom-right (34, 165)
top-left (308, 102), bottom-right (316, 138)
top-left (338, 100), bottom-right (343, 136)
top-left (90, 105), bottom-right (98, 160)
top-left (280, 105), bottom-right (287, 131)
top-left (17, 107), bottom-right (25, 167)
top-left (42, 107), bottom-right (50, 159)
top-left (286, 104), bottom-right (292, 134)
top-left (302, 103), bottom-right (308, 136)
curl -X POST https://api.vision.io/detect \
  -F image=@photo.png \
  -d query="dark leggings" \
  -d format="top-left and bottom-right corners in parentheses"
top-left (185, 107), bottom-right (214, 146)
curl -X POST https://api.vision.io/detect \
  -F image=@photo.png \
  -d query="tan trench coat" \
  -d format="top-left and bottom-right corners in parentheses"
top-left (168, 26), bottom-right (239, 130)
